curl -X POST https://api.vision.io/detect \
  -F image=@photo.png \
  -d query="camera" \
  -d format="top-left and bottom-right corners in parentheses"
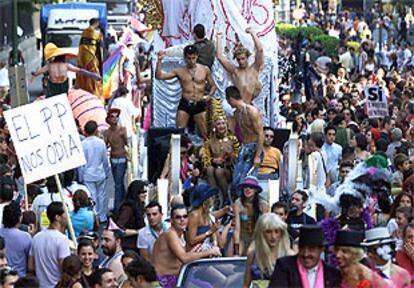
top-left (221, 212), bottom-right (234, 226)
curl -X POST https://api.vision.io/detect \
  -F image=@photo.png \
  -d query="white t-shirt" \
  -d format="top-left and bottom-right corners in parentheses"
top-left (31, 193), bottom-right (73, 231)
top-left (137, 223), bottom-right (169, 256)
top-left (0, 67), bottom-right (9, 87)
top-left (64, 182), bottom-right (91, 198)
top-left (110, 97), bottom-right (139, 138)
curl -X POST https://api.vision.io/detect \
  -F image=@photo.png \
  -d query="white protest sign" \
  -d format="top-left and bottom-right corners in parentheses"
top-left (4, 94), bottom-right (86, 183)
top-left (364, 85), bottom-right (388, 118)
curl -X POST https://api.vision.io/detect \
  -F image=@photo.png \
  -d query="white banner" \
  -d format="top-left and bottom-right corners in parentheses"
top-left (4, 94), bottom-right (86, 183)
top-left (156, 0), bottom-right (277, 58)
top-left (364, 85), bottom-right (388, 118)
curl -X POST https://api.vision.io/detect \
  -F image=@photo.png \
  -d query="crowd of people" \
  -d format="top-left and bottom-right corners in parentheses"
top-left (1, 3), bottom-right (414, 288)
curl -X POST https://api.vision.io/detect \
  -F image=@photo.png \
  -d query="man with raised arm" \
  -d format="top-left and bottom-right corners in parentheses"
top-left (216, 28), bottom-right (263, 104)
top-left (152, 204), bottom-right (221, 288)
top-left (155, 45), bottom-right (216, 139)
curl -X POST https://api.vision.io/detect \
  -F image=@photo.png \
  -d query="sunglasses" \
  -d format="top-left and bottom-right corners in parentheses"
top-left (174, 214), bottom-right (188, 220)
top-left (265, 134), bottom-right (274, 138)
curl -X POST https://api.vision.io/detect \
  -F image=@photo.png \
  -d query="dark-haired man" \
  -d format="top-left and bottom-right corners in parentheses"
top-left (192, 24), bottom-right (215, 69)
top-left (155, 45), bottom-right (216, 139)
top-left (287, 191), bottom-right (316, 239)
top-left (90, 268), bottom-right (118, 288)
top-left (137, 201), bottom-right (169, 261)
top-left (103, 108), bottom-right (129, 212)
top-left (258, 127), bottom-right (281, 180)
top-left (0, 176), bottom-right (14, 228)
top-left (152, 204), bottom-right (221, 287)
top-left (127, 257), bottom-right (160, 288)
top-left (322, 125), bottom-right (342, 182)
top-left (79, 120), bottom-right (109, 223)
top-left (269, 225), bottom-right (341, 287)
top-left (28, 202), bottom-right (71, 287)
top-left (100, 228), bottom-right (126, 285)
top-left (226, 86), bottom-right (263, 190)
top-left (0, 201), bottom-right (32, 277)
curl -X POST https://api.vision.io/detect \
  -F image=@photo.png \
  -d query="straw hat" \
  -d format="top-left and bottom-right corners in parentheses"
top-left (43, 43), bottom-right (76, 62)
top-left (362, 227), bottom-right (394, 247)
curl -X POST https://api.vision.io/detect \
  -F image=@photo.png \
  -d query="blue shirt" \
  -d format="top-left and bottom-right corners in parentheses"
top-left (0, 227), bottom-right (32, 277)
top-left (322, 142), bottom-right (342, 173)
top-left (70, 207), bottom-right (94, 238)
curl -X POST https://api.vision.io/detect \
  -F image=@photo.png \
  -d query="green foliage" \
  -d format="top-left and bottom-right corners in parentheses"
top-left (312, 35), bottom-right (340, 57)
top-left (275, 23), bottom-right (339, 57)
top-left (275, 23), bottom-right (324, 41)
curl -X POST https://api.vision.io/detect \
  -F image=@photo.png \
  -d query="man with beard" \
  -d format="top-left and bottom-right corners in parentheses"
top-left (287, 191), bottom-right (316, 240)
top-left (100, 226), bottom-right (127, 285)
top-left (28, 202), bottom-right (71, 287)
top-left (152, 204), bottom-right (221, 287)
top-left (269, 225), bottom-right (341, 287)
top-left (155, 45), bottom-right (215, 139)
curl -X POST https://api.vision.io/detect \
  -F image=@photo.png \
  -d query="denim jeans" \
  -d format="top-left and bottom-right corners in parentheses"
top-left (111, 157), bottom-right (127, 211)
top-left (84, 179), bottom-right (108, 222)
top-left (232, 143), bottom-right (260, 196)
top-left (257, 171), bottom-right (279, 180)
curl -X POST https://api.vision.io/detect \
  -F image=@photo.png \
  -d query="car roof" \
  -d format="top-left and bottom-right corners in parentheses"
top-left (176, 257), bottom-right (246, 287)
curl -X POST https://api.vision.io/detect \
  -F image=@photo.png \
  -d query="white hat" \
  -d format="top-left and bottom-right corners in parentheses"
top-left (361, 227), bottom-right (394, 247)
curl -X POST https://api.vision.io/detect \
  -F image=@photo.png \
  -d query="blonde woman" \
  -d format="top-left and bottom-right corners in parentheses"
top-left (202, 115), bottom-right (240, 205)
top-left (243, 213), bottom-right (294, 288)
top-left (333, 230), bottom-right (388, 288)
top-left (187, 184), bottom-right (221, 251)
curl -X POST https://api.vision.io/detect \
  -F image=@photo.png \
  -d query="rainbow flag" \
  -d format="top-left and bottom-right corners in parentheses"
top-left (102, 29), bottom-right (136, 100)
top-left (102, 46), bottom-right (122, 100)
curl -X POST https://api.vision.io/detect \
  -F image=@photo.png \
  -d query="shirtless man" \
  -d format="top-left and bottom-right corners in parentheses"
top-left (216, 28), bottom-right (263, 104)
top-left (31, 43), bottom-right (101, 98)
top-left (103, 108), bottom-right (129, 211)
top-left (155, 45), bottom-right (216, 139)
top-left (152, 204), bottom-right (221, 287)
top-left (225, 86), bottom-right (264, 192)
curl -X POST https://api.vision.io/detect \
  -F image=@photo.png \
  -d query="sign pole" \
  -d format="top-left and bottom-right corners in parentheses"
top-left (23, 183), bottom-right (28, 211)
top-left (55, 174), bottom-right (77, 249)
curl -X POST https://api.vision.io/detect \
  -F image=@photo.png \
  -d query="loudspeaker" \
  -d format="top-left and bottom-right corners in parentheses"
top-left (273, 128), bottom-right (291, 151)
top-left (147, 128), bottom-right (185, 183)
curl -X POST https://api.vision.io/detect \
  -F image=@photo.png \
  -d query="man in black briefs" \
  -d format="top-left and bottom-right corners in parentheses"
top-left (155, 45), bottom-right (216, 139)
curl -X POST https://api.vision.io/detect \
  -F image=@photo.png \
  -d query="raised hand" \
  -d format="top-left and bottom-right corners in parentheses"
top-left (157, 50), bottom-right (166, 61)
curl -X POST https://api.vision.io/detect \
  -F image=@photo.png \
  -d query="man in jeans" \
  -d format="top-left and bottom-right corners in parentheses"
top-left (225, 86), bottom-right (263, 196)
top-left (104, 108), bottom-right (129, 211)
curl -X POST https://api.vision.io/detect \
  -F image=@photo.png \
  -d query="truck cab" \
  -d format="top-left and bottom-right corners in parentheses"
top-left (40, 3), bottom-right (107, 88)
top-left (87, 0), bottom-right (135, 32)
